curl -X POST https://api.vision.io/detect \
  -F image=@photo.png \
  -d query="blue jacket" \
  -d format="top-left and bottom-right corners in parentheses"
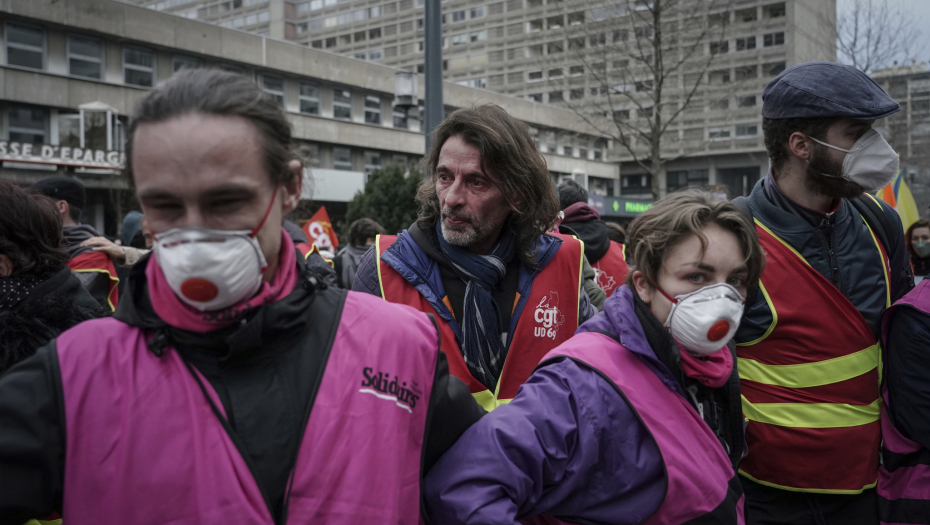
top-left (423, 286), bottom-right (743, 524)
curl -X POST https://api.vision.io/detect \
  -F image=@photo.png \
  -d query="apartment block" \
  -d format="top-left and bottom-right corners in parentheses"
top-left (0, 0), bottom-right (618, 236)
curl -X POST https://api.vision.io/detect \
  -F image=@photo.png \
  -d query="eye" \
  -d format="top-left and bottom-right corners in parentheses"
top-left (686, 273), bottom-right (705, 284)
top-left (728, 276), bottom-right (746, 287)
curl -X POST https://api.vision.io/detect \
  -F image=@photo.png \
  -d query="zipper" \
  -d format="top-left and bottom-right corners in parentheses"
top-left (819, 213), bottom-right (844, 294)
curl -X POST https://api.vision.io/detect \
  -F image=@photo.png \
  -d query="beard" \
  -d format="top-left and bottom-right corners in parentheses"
top-left (804, 142), bottom-right (865, 200)
top-left (440, 206), bottom-right (500, 248)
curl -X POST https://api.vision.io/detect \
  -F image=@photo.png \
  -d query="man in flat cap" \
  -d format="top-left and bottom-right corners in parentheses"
top-left (32, 176), bottom-right (120, 311)
top-left (733, 62), bottom-right (913, 524)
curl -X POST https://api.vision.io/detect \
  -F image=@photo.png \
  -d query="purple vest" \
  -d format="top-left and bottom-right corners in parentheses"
top-left (55, 292), bottom-right (438, 524)
top-left (879, 279), bottom-right (930, 525)
top-left (533, 332), bottom-right (744, 525)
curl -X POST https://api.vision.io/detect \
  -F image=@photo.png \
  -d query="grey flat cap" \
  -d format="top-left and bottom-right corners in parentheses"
top-left (762, 61), bottom-right (900, 120)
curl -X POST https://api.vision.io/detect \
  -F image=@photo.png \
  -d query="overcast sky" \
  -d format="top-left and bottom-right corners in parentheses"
top-left (836, 0), bottom-right (930, 68)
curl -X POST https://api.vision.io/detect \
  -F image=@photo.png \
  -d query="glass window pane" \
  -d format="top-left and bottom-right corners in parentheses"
top-left (59, 115), bottom-right (81, 148)
top-left (334, 89), bottom-right (351, 104)
top-left (263, 76), bottom-right (284, 92)
top-left (300, 83), bottom-right (319, 98)
top-left (334, 105), bottom-right (352, 119)
top-left (365, 111), bottom-right (381, 125)
top-left (9, 131), bottom-right (44, 143)
top-left (125, 68), bottom-right (154, 87)
top-left (8, 47), bottom-right (43, 69)
top-left (124, 47), bottom-right (154, 68)
top-left (70, 58), bottom-right (101, 79)
top-left (69, 36), bottom-right (102, 58)
top-left (9, 106), bottom-right (45, 130)
top-left (300, 99), bottom-right (320, 114)
top-left (84, 111), bottom-right (108, 150)
top-left (365, 95), bottom-right (380, 109)
top-left (8, 24), bottom-right (43, 48)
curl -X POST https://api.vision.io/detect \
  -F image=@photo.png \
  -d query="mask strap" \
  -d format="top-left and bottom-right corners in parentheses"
top-left (648, 277), bottom-right (678, 304)
top-left (250, 184), bottom-right (280, 238)
top-left (808, 135), bottom-right (852, 154)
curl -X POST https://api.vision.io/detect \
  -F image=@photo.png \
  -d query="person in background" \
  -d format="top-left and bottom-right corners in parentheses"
top-left (557, 180), bottom-right (630, 298)
top-left (333, 218), bottom-right (385, 289)
top-left (906, 219), bottom-right (930, 282)
top-left (0, 180), bottom-right (105, 375)
top-left (548, 209), bottom-right (606, 311)
top-left (0, 68), bottom-right (481, 524)
top-left (424, 190), bottom-right (762, 524)
top-left (353, 105), bottom-right (596, 412)
top-left (605, 221), bottom-right (626, 244)
top-left (31, 176), bottom-right (120, 311)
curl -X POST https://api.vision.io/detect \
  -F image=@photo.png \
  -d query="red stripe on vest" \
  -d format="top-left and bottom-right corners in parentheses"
top-left (591, 241), bottom-right (629, 298)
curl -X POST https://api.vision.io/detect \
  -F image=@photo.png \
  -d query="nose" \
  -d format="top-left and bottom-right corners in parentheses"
top-left (442, 177), bottom-right (466, 209)
top-left (178, 205), bottom-right (205, 228)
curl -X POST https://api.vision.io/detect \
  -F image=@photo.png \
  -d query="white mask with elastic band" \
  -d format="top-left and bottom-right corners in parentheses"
top-left (657, 283), bottom-right (746, 356)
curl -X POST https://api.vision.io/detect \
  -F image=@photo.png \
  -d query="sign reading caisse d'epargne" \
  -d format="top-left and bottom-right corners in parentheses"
top-left (0, 141), bottom-right (125, 169)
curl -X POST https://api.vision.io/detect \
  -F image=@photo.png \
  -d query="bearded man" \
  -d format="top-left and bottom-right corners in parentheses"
top-left (354, 105), bottom-right (596, 411)
top-left (732, 61), bottom-right (914, 525)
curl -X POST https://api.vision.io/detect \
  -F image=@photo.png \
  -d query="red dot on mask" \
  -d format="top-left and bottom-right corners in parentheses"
top-left (180, 278), bottom-right (219, 303)
top-left (707, 320), bottom-right (730, 342)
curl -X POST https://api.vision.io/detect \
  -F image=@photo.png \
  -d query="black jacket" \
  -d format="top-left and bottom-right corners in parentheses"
top-left (0, 267), bottom-right (105, 375)
top-left (0, 246), bottom-right (483, 525)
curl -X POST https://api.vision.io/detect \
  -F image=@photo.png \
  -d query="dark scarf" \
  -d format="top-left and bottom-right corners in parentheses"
top-left (436, 222), bottom-right (516, 390)
top-left (0, 275), bottom-right (43, 312)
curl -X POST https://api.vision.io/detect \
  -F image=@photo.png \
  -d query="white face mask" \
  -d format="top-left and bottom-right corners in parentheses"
top-left (659, 283), bottom-right (745, 356)
top-left (809, 128), bottom-right (900, 192)
top-left (153, 189), bottom-right (277, 312)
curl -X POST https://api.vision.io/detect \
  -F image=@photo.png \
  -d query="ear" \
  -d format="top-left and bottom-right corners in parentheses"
top-left (281, 160), bottom-right (303, 216)
top-left (631, 270), bottom-right (654, 306)
top-left (0, 254), bottom-right (14, 278)
top-left (57, 200), bottom-right (69, 217)
top-left (787, 131), bottom-right (813, 161)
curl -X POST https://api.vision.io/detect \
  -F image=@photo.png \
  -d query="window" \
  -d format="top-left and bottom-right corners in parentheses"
top-left (563, 145), bottom-right (573, 156)
top-left (470, 30), bottom-right (486, 42)
top-left (589, 33), bottom-right (607, 47)
top-left (393, 106), bottom-right (409, 129)
top-left (527, 70), bottom-right (543, 82)
top-left (569, 65), bottom-right (584, 76)
top-left (261, 75), bottom-right (286, 106)
top-left (172, 54), bottom-right (203, 73)
top-left (708, 127), bottom-right (731, 140)
top-left (369, 27), bottom-right (382, 39)
top-left (369, 49), bottom-right (383, 60)
top-left (6, 22), bottom-right (45, 70)
top-left (123, 46), bottom-right (156, 87)
top-left (634, 26), bottom-right (653, 39)
top-left (568, 11), bottom-right (584, 24)
top-left (7, 106), bottom-right (47, 143)
top-left (767, 3), bottom-right (786, 18)
top-left (68, 35), bottom-right (104, 79)
top-left (547, 41), bottom-right (563, 54)
top-left (621, 174), bottom-right (651, 196)
top-left (736, 124), bottom-right (758, 136)
top-left (369, 6), bottom-right (381, 17)
top-left (548, 68), bottom-right (563, 79)
top-left (452, 9), bottom-right (467, 22)
top-left (588, 7), bottom-right (606, 21)
top-left (735, 65), bottom-right (757, 81)
top-left (526, 44), bottom-right (543, 57)
top-left (528, 19), bottom-right (542, 32)
top-left (364, 151), bottom-right (382, 174)
top-left (666, 169), bottom-right (709, 193)
top-left (527, 93), bottom-right (543, 102)
top-left (765, 61), bottom-right (786, 76)
top-left (710, 98), bottom-right (729, 111)
top-left (709, 40), bottom-right (728, 55)
top-left (549, 91), bottom-right (563, 102)
top-left (333, 146), bottom-right (353, 170)
top-left (570, 89), bottom-right (584, 100)
top-left (735, 36), bottom-right (756, 51)
top-left (451, 34), bottom-right (468, 46)
top-left (763, 32), bottom-right (785, 47)
top-left (364, 95), bottom-right (382, 125)
top-left (737, 8), bottom-right (757, 22)
top-left (737, 95), bottom-right (756, 108)
top-left (299, 82), bottom-right (320, 115)
top-left (334, 89), bottom-right (352, 120)
top-left (470, 6), bottom-right (485, 19)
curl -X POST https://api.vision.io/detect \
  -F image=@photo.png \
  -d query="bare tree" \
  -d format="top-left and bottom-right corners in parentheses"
top-left (541, 0), bottom-right (732, 200)
top-left (838, 0), bottom-right (924, 74)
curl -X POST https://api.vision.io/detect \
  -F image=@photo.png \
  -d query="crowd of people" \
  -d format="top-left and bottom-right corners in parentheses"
top-left (0, 61), bottom-right (928, 525)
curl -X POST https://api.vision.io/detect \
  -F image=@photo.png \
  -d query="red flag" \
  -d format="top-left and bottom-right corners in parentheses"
top-left (301, 206), bottom-right (340, 250)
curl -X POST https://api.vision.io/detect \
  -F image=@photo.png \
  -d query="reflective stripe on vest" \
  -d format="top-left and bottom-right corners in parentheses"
top-left (68, 251), bottom-right (120, 311)
top-left (536, 332), bottom-right (745, 525)
top-left (296, 242), bottom-right (334, 268)
top-left (56, 292), bottom-right (437, 524)
top-left (737, 217), bottom-right (888, 494)
top-left (376, 233), bottom-right (584, 411)
top-left (591, 241), bottom-right (629, 298)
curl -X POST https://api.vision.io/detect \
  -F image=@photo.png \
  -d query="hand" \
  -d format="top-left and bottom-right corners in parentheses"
top-left (80, 236), bottom-right (126, 264)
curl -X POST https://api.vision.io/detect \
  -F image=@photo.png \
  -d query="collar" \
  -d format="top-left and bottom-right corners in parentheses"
top-left (762, 168), bottom-right (841, 227)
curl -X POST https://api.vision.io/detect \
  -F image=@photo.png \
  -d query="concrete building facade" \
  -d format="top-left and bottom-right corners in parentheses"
top-left (130, 0), bottom-right (837, 200)
top-left (0, 0), bottom-right (619, 236)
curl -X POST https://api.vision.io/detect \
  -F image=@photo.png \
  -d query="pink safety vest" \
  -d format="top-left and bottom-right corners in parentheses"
top-left (55, 291), bottom-right (438, 524)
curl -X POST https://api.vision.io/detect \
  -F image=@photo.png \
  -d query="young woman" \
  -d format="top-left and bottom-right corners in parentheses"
top-left (906, 219), bottom-right (930, 282)
top-left (424, 189), bottom-right (765, 524)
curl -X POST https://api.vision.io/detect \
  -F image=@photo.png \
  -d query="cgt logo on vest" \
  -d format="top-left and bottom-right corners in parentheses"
top-left (534, 292), bottom-right (565, 340)
top-left (360, 367), bottom-right (422, 413)
top-left (594, 267), bottom-right (617, 295)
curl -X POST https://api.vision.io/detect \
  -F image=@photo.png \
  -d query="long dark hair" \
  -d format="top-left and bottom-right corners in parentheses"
top-left (417, 105), bottom-right (560, 266)
top-left (125, 68), bottom-right (297, 188)
top-left (0, 180), bottom-right (70, 278)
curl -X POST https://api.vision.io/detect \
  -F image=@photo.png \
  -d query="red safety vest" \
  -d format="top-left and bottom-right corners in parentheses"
top-left (736, 219), bottom-right (888, 493)
top-left (591, 241), bottom-right (629, 298)
top-left (376, 232), bottom-right (584, 411)
top-left (68, 251), bottom-right (119, 311)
